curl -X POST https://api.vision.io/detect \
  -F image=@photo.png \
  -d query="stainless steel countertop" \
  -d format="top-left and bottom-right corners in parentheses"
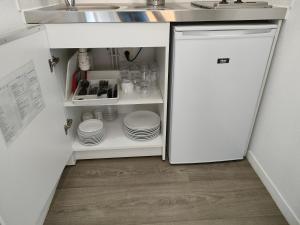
top-left (24, 2), bottom-right (287, 24)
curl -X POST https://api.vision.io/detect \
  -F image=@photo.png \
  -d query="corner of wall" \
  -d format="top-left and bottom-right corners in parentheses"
top-left (14, 0), bottom-right (21, 10)
top-left (247, 151), bottom-right (300, 225)
top-left (0, 216), bottom-right (6, 225)
top-left (284, 0), bottom-right (296, 19)
top-left (290, 0), bottom-right (296, 7)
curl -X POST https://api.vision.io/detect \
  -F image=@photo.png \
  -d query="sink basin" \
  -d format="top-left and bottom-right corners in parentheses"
top-left (57, 4), bottom-right (120, 11)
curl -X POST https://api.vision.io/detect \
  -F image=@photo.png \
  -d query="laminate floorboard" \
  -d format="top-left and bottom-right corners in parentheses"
top-left (44, 157), bottom-right (288, 225)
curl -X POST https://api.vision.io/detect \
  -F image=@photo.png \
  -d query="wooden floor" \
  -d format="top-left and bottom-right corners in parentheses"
top-left (44, 157), bottom-right (288, 225)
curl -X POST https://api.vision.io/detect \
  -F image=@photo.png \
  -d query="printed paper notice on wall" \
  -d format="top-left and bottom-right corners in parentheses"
top-left (0, 61), bottom-right (45, 145)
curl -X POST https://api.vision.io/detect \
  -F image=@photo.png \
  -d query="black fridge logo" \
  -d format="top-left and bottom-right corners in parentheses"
top-left (217, 58), bottom-right (230, 64)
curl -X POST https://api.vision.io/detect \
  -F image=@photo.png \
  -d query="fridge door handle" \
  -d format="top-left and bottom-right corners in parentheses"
top-left (175, 29), bottom-right (276, 40)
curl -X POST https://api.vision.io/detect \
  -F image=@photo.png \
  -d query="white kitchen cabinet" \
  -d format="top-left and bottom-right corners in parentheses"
top-left (0, 23), bottom-right (169, 225)
top-left (53, 46), bottom-right (169, 162)
top-left (0, 27), bottom-right (72, 225)
top-left (45, 23), bottom-right (170, 48)
top-left (42, 23), bottom-right (170, 163)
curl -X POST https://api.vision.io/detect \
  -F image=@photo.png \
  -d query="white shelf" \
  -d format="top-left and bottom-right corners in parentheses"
top-left (72, 115), bottom-right (163, 152)
top-left (64, 87), bottom-right (163, 107)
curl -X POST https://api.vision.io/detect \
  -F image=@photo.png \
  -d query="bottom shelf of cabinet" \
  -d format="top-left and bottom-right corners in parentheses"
top-left (72, 115), bottom-right (163, 160)
top-left (72, 147), bottom-right (162, 160)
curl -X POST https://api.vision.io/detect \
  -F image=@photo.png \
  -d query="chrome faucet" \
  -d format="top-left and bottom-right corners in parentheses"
top-left (147, 0), bottom-right (165, 7)
top-left (65, 0), bottom-right (75, 7)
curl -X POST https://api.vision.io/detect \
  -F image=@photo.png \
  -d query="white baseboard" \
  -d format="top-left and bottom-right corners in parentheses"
top-left (247, 151), bottom-right (300, 225)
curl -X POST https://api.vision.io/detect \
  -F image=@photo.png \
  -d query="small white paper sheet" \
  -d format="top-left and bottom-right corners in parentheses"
top-left (0, 61), bottom-right (45, 145)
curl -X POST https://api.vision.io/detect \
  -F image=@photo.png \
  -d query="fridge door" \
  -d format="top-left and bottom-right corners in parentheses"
top-left (169, 25), bottom-right (276, 164)
top-left (0, 28), bottom-right (72, 225)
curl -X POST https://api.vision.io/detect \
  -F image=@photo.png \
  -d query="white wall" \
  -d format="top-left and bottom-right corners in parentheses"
top-left (248, 1), bottom-right (300, 225)
top-left (0, 0), bottom-right (24, 35)
top-left (17, 0), bottom-right (62, 10)
top-left (0, 216), bottom-right (6, 225)
top-left (0, 0), bottom-right (63, 35)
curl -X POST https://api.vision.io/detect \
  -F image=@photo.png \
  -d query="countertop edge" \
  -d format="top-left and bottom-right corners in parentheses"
top-left (24, 4), bottom-right (287, 24)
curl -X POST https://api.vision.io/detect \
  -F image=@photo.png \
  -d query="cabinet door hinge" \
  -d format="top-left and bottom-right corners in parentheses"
top-left (64, 119), bottom-right (73, 135)
top-left (48, 56), bottom-right (60, 72)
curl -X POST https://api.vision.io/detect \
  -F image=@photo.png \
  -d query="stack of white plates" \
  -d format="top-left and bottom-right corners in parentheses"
top-left (123, 111), bottom-right (160, 141)
top-left (77, 119), bottom-right (105, 146)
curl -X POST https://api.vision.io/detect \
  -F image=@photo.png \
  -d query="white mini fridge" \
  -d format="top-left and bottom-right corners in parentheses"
top-left (169, 24), bottom-right (277, 164)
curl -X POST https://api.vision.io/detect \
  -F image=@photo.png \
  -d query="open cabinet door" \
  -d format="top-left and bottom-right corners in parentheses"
top-left (0, 27), bottom-right (72, 225)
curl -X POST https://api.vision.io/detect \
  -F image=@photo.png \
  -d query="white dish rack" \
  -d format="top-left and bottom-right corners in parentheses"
top-left (72, 78), bottom-right (119, 105)
top-left (64, 51), bottom-right (121, 106)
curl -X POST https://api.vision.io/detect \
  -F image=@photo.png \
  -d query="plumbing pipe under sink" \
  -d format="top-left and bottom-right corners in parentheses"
top-left (65, 0), bottom-right (75, 7)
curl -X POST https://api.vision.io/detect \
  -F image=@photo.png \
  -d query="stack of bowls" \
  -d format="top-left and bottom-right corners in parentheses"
top-left (77, 119), bottom-right (105, 146)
